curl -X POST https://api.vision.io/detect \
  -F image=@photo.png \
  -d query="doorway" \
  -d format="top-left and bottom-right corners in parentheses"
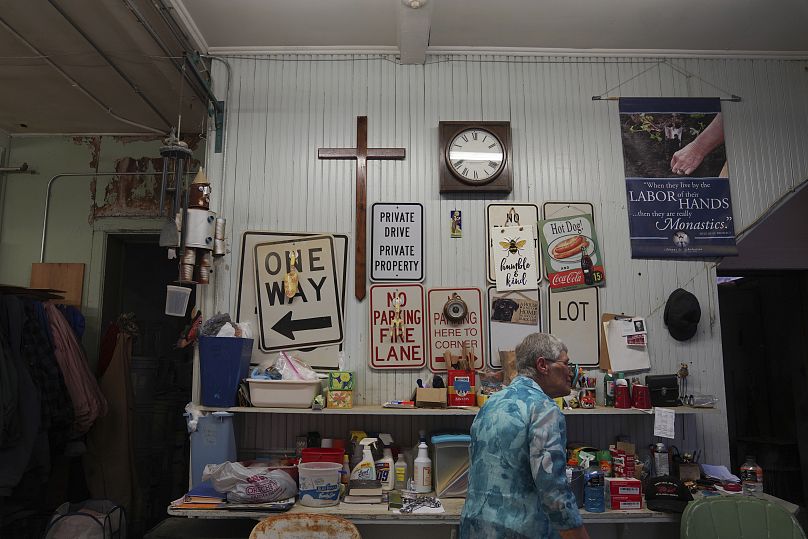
top-left (100, 234), bottom-right (194, 536)
top-left (717, 271), bottom-right (808, 508)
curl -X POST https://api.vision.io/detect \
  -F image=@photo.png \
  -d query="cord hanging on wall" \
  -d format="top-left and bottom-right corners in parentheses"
top-left (591, 59), bottom-right (742, 102)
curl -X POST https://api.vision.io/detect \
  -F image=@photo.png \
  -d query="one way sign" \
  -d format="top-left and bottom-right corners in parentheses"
top-left (254, 235), bottom-right (344, 352)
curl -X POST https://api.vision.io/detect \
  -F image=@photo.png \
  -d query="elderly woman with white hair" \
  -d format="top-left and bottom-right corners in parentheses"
top-left (460, 333), bottom-right (590, 539)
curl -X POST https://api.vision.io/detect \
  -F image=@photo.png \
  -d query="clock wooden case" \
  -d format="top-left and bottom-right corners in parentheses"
top-left (439, 121), bottom-right (513, 194)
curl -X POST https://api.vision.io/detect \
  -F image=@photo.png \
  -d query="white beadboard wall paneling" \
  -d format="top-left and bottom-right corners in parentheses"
top-left (203, 53), bottom-right (808, 467)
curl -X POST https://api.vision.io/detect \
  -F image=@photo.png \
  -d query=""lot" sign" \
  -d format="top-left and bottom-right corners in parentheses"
top-left (254, 235), bottom-right (344, 352)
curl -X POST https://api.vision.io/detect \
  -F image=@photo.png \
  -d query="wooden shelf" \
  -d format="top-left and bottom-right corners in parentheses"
top-left (196, 404), bottom-right (718, 416)
top-left (197, 405), bottom-right (481, 416)
top-left (563, 407), bottom-right (720, 416)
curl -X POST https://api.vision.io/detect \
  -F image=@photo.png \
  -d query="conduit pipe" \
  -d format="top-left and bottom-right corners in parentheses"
top-left (40, 171), bottom-right (192, 262)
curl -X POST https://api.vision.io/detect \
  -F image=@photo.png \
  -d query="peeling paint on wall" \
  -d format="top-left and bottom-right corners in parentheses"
top-left (71, 136), bottom-right (101, 169)
top-left (89, 154), bottom-right (199, 222)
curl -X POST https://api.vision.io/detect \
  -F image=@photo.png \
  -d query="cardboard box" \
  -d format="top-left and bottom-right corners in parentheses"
top-left (327, 390), bottom-right (353, 408)
top-left (416, 387), bottom-right (447, 408)
top-left (606, 477), bottom-right (642, 496)
top-left (447, 370), bottom-right (476, 407)
top-left (328, 371), bottom-right (354, 391)
top-left (608, 493), bottom-right (643, 510)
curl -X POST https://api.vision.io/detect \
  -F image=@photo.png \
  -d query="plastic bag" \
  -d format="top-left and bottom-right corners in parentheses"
top-left (275, 351), bottom-right (319, 381)
top-left (202, 461), bottom-right (297, 503)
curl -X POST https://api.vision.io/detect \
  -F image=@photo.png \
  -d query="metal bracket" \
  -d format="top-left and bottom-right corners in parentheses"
top-left (185, 52), bottom-right (226, 154)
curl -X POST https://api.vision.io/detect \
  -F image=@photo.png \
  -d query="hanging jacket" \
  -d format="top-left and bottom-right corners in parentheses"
top-left (45, 303), bottom-right (107, 434)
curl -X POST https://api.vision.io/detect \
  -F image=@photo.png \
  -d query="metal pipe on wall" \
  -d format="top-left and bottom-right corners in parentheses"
top-left (41, 171), bottom-right (192, 263)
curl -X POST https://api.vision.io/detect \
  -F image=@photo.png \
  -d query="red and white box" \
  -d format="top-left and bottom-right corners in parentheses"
top-left (606, 477), bottom-right (642, 496)
top-left (611, 450), bottom-right (636, 478)
top-left (608, 494), bottom-right (643, 510)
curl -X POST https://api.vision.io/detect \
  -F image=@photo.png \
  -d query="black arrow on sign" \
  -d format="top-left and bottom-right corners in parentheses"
top-left (272, 311), bottom-right (332, 340)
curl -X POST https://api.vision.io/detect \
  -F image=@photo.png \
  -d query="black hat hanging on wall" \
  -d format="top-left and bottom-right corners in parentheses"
top-left (663, 289), bottom-right (701, 341)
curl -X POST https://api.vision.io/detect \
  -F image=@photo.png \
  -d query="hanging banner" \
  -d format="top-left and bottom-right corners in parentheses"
top-left (539, 213), bottom-right (605, 291)
top-left (493, 225), bottom-right (539, 292)
top-left (369, 284), bottom-right (426, 369)
top-left (619, 97), bottom-right (737, 258)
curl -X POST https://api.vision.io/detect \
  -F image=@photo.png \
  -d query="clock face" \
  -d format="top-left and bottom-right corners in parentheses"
top-left (446, 128), bottom-right (505, 184)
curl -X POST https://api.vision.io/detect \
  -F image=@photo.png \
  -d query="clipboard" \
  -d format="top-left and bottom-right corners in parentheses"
top-left (600, 312), bottom-right (651, 372)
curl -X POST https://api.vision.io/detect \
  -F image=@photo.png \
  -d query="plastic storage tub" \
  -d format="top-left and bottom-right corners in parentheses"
top-left (431, 434), bottom-right (471, 497)
top-left (298, 462), bottom-right (342, 507)
top-left (247, 379), bottom-right (322, 408)
top-left (198, 336), bottom-right (253, 407)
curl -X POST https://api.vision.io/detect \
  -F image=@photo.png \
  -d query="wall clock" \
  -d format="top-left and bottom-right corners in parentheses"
top-left (439, 121), bottom-right (513, 194)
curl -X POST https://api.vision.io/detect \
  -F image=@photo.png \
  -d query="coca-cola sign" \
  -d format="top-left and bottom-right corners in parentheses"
top-left (539, 213), bottom-right (606, 291)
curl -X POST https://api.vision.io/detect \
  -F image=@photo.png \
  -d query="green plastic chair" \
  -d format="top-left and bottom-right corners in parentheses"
top-left (681, 496), bottom-right (806, 539)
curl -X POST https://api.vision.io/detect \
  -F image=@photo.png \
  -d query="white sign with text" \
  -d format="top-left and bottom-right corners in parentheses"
top-left (493, 225), bottom-right (539, 292)
top-left (254, 235), bottom-right (343, 352)
top-left (370, 203), bottom-right (424, 282)
top-left (369, 284), bottom-right (426, 369)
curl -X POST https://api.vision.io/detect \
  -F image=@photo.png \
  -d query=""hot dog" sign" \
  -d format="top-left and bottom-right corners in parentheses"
top-left (539, 213), bottom-right (606, 290)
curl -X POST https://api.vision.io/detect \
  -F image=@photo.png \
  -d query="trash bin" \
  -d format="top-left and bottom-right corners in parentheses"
top-left (190, 411), bottom-right (237, 488)
top-left (198, 336), bottom-right (253, 407)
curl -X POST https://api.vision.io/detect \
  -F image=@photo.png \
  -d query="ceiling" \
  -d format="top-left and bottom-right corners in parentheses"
top-left (178, 0), bottom-right (808, 54)
top-left (1, 0), bottom-right (807, 135)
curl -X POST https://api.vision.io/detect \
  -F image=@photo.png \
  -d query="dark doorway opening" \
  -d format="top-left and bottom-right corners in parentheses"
top-left (100, 234), bottom-right (194, 537)
top-left (718, 271), bottom-right (808, 508)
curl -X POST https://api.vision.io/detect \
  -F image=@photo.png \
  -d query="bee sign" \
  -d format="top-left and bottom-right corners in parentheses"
top-left (253, 235), bottom-right (344, 352)
top-left (486, 203), bottom-right (541, 284)
top-left (370, 203), bottom-right (424, 282)
top-left (494, 226), bottom-right (539, 292)
top-left (369, 284), bottom-right (426, 369)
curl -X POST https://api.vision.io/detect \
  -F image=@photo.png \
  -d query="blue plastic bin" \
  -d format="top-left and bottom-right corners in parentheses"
top-left (189, 411), bottom-right (236, 488)
top-left (199, 336), bottom-right (253, 407)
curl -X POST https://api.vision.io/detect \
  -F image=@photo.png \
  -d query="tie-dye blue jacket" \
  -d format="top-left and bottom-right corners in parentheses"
top-left (460, 375), bottom-right (583, 538)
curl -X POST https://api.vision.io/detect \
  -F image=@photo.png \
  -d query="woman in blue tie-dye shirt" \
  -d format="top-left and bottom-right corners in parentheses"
top-left (460, 333), bottom-right (590, 539)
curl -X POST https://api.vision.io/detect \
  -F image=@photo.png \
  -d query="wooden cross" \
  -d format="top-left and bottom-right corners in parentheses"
top-left (318, 116), bottom-right (405, 301)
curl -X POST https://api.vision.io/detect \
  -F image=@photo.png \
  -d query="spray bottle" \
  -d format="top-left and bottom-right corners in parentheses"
top-left (350, 438), bottom-right (378, 481)
top-left (375, 444), bottom-right (395, 491)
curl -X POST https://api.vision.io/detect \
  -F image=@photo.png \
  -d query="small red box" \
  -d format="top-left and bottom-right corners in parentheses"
top-left (608, 493), bottom-right (643, 510)
top-left (447, 370), bottom-right (476, 407)
top-left (606, 477), bottom-right (642, 496)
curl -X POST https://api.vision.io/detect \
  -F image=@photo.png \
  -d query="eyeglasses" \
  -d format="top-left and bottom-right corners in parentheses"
top-left (539, 356), bottom-right (570, 367)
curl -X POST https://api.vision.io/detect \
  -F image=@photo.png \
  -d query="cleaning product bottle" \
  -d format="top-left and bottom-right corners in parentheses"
top-left (341, 454), bottom-right (351, 486)
top-left (350, 438), bottom-right (378, 481)
top-left (394, 453), bottom-right (408, 490)
top-left (375, 444), bottom-right (395, 491)
top-left (604, 371), bottom-right (615, 407)
top-left (413, 441), bottom-right (432, 493)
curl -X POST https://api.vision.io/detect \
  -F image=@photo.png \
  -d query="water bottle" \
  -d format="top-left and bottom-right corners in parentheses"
top-left (740, 455), bottom-right (763, 495)
top-left (584, 469), bottom-right (605, 513)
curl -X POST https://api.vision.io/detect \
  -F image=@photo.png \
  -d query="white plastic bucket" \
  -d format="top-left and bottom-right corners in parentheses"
top-left (298, 462), bottom-right (342, 507)
top-left (165, 285), bottom-right (191, 316)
